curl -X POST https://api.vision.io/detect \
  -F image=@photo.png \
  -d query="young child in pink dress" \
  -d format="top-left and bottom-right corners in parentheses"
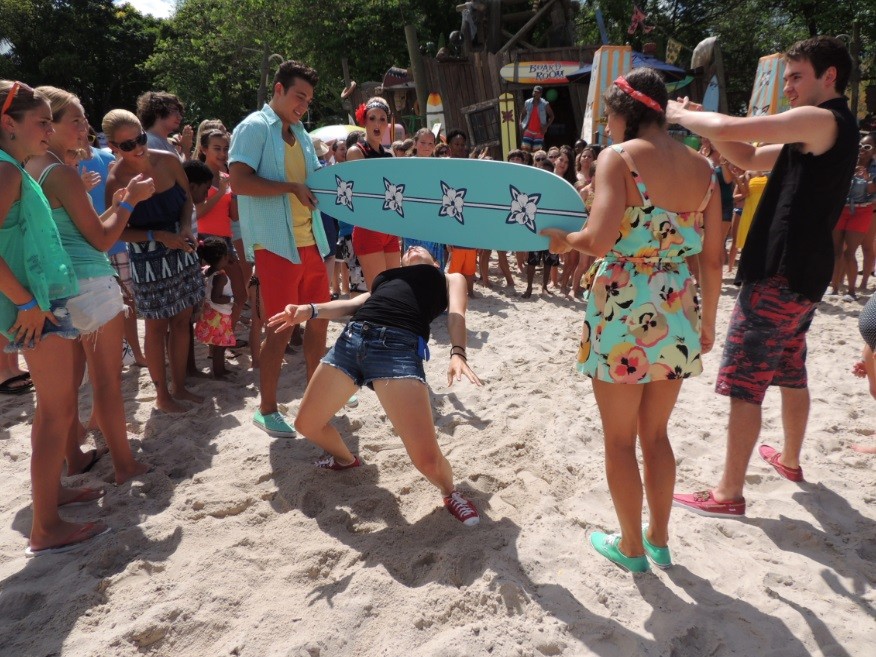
top-left (195, 237), bottom-right (235, 377)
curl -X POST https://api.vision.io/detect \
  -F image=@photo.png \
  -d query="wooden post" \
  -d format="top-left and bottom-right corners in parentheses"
top-left (405, 25), bottom-right (428, 128)
top-left (850, 21), bottom-right (860, 117)
top-left (256, 42), bottom-right (269, 108)
top-left (497, 0), bottom-right (556, 55)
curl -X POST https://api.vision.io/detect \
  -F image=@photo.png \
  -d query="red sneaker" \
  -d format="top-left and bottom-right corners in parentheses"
top-left (443, 491), bottom-right (480, 526)
top-left (758, 444), bottom-right (804, 482)
top-left (672, 490), bottom-right (746, 518)
top-left (315, 455), bottom-right (361, 471)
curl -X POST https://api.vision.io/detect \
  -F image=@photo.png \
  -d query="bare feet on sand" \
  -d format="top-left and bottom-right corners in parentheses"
top-left (114, 460), bottom-right (152, 485)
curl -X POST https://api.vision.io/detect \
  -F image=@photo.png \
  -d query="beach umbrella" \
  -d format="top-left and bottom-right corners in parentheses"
top-left (568, 51), bottom-right (687, 83)
top-left (310, 124), bottom-right (363, 142)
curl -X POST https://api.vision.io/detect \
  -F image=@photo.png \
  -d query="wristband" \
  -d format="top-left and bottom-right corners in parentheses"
top-left (16, 298), bottom-right (39, 312)
top-left (119, 201), bottom-right (135, 213)
top-left (309, 303), bottom-right (319, 319)
top-left (146, 230), bottom-right (155, 242)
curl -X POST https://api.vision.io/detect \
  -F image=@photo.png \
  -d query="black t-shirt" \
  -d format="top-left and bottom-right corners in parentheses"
top-left (351, 264), bottom-right (448, 340)
top-left (735, 97), bottom-right (858, 301)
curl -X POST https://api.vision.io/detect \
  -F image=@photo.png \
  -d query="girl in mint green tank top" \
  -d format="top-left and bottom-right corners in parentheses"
top-left (26, 85), bottom-right (154, 488)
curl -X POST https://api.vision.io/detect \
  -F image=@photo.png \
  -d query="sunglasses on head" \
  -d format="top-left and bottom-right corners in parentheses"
top-left (115, 131), bottom-right (148, 152)
top-left (1, 81), bottom-right (21, 116)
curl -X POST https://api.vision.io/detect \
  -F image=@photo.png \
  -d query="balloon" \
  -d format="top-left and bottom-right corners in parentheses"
top-left (545, 88), bottom-right (559, 103)
top-left (683, 135), bottom-right (701, 151)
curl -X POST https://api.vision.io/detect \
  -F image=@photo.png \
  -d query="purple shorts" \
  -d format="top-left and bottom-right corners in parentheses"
top-left (715, 276), bottom-right (816, 405)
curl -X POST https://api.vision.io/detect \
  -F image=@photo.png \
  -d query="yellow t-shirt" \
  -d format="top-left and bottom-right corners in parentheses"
top-left (285, 139), bottom-right (315, 248)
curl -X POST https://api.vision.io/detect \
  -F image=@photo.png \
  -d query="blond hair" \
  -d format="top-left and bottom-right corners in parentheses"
top-left (101, 109), bottom-right (140, 142)
top-left (34, 86), bottom-right (79, 123)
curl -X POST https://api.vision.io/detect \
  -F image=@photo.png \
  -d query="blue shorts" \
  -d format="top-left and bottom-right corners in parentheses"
top-left (4, 297), bottom-right (80, 352)
top-left (321, 321), bottom-right (426, 389)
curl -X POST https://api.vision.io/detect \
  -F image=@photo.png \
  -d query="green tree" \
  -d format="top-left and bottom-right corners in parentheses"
top-left (0, 0), bottom-right (162, 123)
top-left (146, 0), bottom-right (460, 127)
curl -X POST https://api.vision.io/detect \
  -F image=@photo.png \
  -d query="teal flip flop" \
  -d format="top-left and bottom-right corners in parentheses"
top-left (642, 524), bottom-right (672, 569)
top-left (589, 531), bottom-right (650, 573)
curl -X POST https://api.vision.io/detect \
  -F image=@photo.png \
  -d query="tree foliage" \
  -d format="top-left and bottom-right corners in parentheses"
top-left (576, 0), bottom-right (875, 114)
top-left (146, 0), bottom-right (460, 127)
top-left (0, 0), bottom-right (161, 123)
top-left (0, 0), bottom-right (872, 129)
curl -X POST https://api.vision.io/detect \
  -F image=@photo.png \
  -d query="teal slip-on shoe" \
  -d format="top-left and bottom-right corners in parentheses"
top-left (345, 394), bottom-right (359, 408)
top-left (642, 525), bottom-right (672, 569)
top-left (590, 532), bottom-right (650, 573)
top-left (253, 410), bottom-right (296, 438)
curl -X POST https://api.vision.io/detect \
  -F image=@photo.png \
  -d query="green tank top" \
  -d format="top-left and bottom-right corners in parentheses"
top-left (39, 163), bottom-right (114, 280)
top-left (0, 150), bottom-right (78, 338)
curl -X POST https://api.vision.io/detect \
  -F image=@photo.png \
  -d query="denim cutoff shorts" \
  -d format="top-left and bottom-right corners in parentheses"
top-left (67, 276), bottom-right (126, 335)
top-left (321, 321), bottom-right (427, 389)
top-left (4, 297), bottom-right (79, 352)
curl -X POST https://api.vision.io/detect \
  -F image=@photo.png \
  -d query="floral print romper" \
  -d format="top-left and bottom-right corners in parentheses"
top-left (577, 145), bottom-right (715, 383)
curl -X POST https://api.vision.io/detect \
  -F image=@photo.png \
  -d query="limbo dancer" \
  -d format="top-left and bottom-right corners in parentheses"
top-left (267, 246), bottom-right (483, 527)
top-left (669, 36), bottom-right (858, 517)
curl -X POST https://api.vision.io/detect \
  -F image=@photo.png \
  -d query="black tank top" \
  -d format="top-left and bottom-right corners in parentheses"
top-left (351, 264), bottom-right (448, 340)
top-left (359, 141), bottom-right (392, 159)
top-left (736, 97), bottom-right (858, 301)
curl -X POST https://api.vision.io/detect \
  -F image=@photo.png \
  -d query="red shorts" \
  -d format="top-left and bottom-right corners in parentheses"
top-left (835, 205), bottom-right (873, 233)
top-left (254, 246), bottom-right (330, 318)
top-left (352, 227), bottom-right (399, 256)
top-left (448, 247), bottom-right (477, 276)
top-left (715, 277), bottom-right (816, 405)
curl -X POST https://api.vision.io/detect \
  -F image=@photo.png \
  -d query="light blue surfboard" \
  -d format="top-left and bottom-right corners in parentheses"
top-left (307, 159), bottom-right (586, 251)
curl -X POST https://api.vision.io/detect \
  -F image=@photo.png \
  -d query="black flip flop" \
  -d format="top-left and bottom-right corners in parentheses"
top-left (0, 373), bottom-right (33, 395)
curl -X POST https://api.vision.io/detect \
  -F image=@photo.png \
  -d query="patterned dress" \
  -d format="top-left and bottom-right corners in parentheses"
top-left (577, 145), bottom-right (715, 383)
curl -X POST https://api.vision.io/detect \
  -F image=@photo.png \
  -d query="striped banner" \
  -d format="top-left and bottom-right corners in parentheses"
top-left (582, 46), bottom-right (632, 145)
top-left (747, 54), bottom-right (790, 116)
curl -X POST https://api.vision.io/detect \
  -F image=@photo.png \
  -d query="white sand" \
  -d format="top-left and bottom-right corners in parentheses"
top-left (0, 271), bottom-right (873, 656)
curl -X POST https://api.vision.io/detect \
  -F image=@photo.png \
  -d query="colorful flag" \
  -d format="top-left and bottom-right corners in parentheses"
top-left (665, 38), bottom-right (683, 65)
top-left (628, 5), bottom-right (654, 35)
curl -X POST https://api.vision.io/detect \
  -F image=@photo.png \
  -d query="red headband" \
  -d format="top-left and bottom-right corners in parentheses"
top-left (613, 76), bottom-right (663, 114)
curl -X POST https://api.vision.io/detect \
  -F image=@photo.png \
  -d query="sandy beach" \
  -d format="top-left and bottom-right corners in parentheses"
top-left (0, 270), bottom-right (873, 657)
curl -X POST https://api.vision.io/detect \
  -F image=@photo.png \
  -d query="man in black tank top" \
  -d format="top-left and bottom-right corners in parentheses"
top-left (666, 37), bottom-right (858, 518)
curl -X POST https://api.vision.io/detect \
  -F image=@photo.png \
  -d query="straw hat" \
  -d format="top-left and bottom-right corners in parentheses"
top-left (311, 137), bottom-right (331, 158)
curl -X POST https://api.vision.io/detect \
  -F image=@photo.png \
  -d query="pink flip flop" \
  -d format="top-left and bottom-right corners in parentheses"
top-left (759, 444), bottom-right (804, 482)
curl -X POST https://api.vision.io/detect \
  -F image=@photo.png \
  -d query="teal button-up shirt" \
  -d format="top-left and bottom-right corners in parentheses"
top-left (229, 104), bottom-right (329, 263)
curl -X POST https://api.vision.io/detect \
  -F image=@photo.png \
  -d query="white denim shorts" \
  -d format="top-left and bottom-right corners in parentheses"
top-left (67, 276), bottom-right (126, 335)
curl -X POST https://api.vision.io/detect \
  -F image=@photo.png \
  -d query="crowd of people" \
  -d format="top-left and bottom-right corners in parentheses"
top-left (1, 35), bottom-right (874, 564)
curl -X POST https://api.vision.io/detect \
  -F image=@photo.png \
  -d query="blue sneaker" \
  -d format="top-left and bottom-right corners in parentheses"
top-left (253, 410), bottom-right (296, 438)
top-left (589, 532), bottom-right (650, 573)
top-left (642, 525), bottom-right (672, 569)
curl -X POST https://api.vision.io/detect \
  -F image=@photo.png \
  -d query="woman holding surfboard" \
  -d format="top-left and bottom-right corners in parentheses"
top-left (267, 245), bottom-right (482, 527)
top-left (543, 68), bottom-right (723, 573)
top-left (347, 97), bottom-right (400, 290)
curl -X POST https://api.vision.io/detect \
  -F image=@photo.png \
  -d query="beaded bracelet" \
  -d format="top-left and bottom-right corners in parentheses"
top-left (16, 298), bottom-right (38, 312)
